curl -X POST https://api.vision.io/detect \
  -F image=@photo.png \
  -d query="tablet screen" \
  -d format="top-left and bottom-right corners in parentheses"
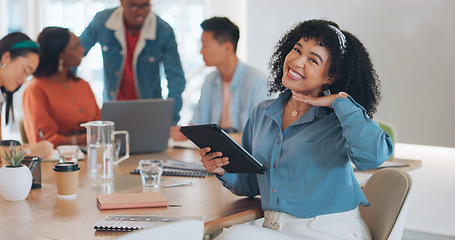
top-left (180, 124), bottom-right (267, 174)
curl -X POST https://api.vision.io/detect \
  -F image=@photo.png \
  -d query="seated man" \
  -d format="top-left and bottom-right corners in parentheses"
top-left (171, 17), bottom-right (269, 140)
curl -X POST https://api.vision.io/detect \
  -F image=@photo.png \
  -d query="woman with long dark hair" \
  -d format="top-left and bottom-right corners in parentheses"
top-left (23, 27), bottom-right (100, 146)
top-left (0, 32), bottom-right (53, 158)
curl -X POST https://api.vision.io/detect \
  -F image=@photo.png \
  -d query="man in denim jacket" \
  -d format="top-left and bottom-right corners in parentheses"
top-left (79, 0), bottom-right (185, 125)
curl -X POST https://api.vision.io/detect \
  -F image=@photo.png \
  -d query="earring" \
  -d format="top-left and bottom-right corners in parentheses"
top-left (323, 83), bottom-right (331, 96)
top-left (0, 63), bottom-right (6, 69)
top-left (58, 59), bottom-right (64, 72)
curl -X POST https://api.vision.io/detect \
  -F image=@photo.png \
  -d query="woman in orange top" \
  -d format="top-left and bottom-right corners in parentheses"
top-left (23, 27), bottom-right (101, 146)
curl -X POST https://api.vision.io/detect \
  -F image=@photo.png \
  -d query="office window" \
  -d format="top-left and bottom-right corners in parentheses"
top-left (0, 0), bottom-right (206, 140)
top-left (6, 0), bottom-right (26, 33)
top-left (152, 0), bottom-right (207, 124)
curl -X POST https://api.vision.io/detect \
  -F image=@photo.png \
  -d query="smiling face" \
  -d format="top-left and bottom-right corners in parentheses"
top-left (121, 0), bottom-right (151, 29)
top-left (0, 51), bottom-right (39, 91)
top-left (60, 32), bottom-right (85, 68)
top-left (282, 38), bottom-right (332, 97)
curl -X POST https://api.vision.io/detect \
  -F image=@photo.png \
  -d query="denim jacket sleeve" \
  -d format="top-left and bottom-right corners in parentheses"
top-left (160, 27), bottom-right (185, 124)
top-left (80, 11), bottom-right (104, 56)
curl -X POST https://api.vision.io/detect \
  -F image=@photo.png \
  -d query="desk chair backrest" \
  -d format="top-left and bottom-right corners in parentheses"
top-left (359, 168), bottom-right (412, 240)
top-left (115, 220), bottom-right (204, 240)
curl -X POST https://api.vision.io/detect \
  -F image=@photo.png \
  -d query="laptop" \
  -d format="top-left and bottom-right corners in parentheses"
top-left (101, 99), bottom-right (174, 153)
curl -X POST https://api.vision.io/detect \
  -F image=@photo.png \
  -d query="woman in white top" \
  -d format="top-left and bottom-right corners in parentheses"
top-left (0, 32), bottom-right (53, 158)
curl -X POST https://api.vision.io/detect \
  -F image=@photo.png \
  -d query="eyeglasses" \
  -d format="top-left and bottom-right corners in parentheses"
top-left (128, 3), bottom-right (151, 12)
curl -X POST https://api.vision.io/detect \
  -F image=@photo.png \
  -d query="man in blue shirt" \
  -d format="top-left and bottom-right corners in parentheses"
top-left (170, 17), bottom-right (268, 140)
top-left (79, 0), bottom-right (185, 125)
top-left (193, 16), bottom-right (269, 132)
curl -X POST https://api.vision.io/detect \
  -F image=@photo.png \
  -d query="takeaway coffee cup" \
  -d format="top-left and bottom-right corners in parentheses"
top-left (53, 162), bottom-right (80, 199)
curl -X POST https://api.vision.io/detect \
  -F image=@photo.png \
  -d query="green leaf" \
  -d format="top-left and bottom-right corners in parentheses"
top-left (2, 146), bottom-right (26, 166)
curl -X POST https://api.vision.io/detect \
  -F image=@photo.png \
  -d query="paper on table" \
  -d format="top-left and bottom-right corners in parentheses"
top-left (42, 148), bottom-right (85, 162)
top-left (168, 138), bottom-right (199, 149)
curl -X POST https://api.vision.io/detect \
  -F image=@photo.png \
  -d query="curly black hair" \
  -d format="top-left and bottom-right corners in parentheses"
top-left (268, 19), bottom-right (380, 118)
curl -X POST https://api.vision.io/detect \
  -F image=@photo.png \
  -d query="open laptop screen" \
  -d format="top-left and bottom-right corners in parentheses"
top-left (101, 99), bottom-right (174, 153)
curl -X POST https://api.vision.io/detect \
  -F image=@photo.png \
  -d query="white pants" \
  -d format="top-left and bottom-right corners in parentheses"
top-left (216, 207), bottom-right (372, 240)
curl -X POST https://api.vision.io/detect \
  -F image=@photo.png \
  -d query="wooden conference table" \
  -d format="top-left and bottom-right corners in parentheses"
top-left (0, 147), bottom-right (421, 240)
top-left (0, 148), bottom-right (263, 240)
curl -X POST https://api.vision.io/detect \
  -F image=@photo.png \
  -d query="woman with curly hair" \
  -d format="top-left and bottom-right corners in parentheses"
top-left (200, 19), bottom-right (393, 239)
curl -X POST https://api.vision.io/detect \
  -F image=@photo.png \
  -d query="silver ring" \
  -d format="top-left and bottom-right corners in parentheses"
top-left (210, 152), bottom-right (215, 158)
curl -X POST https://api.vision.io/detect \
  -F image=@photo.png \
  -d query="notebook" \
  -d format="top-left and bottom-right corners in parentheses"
top-left (96, 192), bottom-right (168, 210)
top-left (94, 215), bottom-right (206, 232)
top-left (352, 161), bottom-right (409, 186)
top-left (352, 161), bottom-right (409, 172)
top-left (101, 99), bottom-right (174, 153)
top-left (130, 159), bottom-right (213, 178)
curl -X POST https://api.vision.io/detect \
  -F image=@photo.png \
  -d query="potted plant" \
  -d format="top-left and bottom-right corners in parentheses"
top-left (0, 143), bottom-right (32, 201)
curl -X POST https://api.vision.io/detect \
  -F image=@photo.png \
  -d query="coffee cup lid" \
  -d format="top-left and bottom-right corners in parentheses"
top-left (53, 162), bottom-right (80, 172)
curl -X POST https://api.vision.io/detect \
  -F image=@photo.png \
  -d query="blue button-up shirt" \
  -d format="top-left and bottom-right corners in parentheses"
top-left (218, 90), bottom-right (393, 218)
top-left (191, 60), bottom-right (269, 132)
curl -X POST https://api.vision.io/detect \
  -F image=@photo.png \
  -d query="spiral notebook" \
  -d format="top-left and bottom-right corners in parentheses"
top-left (131, 159), bottom-right (213, 178)
top-left (94, 215), bottom-right (206, 232)
top-left (352, 161), bottom-right (409, 185)
top-left (352, 161), bottom-right (409, 172)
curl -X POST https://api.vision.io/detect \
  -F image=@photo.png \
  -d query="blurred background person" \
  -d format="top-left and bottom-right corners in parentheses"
top-left (0, 32), bottom-right (53, 158)
top-left (170, 17), bottom-right (269, 141)
top-left (79, 0), bottom-right (186, 125)
top-left (22, 27), bottom-right (100, 146)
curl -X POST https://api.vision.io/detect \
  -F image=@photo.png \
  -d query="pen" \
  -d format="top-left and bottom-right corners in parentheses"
top-left (163, 182), bottom-right (193, 188)
top-left (38, 128), bottom-right (45, 140)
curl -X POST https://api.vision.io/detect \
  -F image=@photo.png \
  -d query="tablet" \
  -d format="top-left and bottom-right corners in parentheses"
top-left (180, 124), bottom-right (267, 174)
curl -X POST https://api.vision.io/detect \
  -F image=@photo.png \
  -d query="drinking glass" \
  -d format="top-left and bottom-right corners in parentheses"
top-left (139, 160), bottom-right (164, 188)
top-left (57, 145), bottom-right (79, 163)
